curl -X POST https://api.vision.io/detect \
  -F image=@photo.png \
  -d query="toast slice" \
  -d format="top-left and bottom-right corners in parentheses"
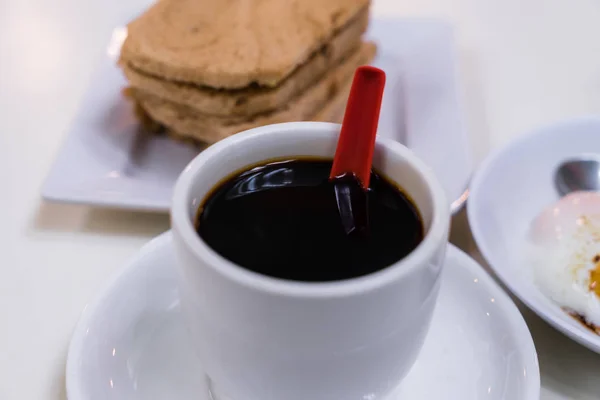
top-left (160, 82), bottom-right (352, 148)
top-left (121, 9), bottom-right (369, 117)
top-left (120, 0), bottom-right (371, 89)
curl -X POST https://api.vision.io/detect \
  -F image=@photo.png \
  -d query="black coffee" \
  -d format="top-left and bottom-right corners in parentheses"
top-left (196, 159), bottom-right (424, 282)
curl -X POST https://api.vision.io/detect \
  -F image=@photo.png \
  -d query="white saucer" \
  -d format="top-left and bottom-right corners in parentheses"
top-left (468, 116), bottom-right (600, 354)
top-left (42, 17), bottom-right (471, 214)
top-left (66, 232), bottom-right (539, 400)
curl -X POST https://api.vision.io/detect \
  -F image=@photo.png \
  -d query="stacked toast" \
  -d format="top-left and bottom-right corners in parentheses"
top-left (119, 0), bottom-right (376, 145)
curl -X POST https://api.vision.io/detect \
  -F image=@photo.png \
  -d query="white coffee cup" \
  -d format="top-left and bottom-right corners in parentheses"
top-left (171, 122), bottom-right (449, 400)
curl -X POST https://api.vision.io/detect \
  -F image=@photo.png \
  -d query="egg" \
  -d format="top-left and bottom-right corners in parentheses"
top-left (526, 191), bottom-right (600, 332)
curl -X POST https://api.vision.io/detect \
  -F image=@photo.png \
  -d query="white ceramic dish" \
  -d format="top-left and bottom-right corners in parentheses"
top-left (42, 18), bottom-right (472, 213)
top-left (468, 116), bottom-right (600, 354)
top-left (66, 232), bottom-right (539, 400)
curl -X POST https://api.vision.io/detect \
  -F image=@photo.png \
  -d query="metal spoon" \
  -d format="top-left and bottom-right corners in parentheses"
top-left (555, 156), bottom-right (600, 196)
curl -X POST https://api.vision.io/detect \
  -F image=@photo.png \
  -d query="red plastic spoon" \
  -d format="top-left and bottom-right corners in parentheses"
top-left (330, 66), bottom-right (386, 188)
top-left (329, 66), bottom-right (386, 236)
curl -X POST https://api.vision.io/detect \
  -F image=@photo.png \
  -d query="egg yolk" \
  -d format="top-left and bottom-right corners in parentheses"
top-left (591, 255), bottom-right (600, 297)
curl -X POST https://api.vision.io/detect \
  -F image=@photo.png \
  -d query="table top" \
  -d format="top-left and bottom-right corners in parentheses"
top-left (2, 0), bottom-right (600, 399)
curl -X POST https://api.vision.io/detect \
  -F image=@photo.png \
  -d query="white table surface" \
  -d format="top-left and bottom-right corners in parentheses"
top-left (2, 0), bottom-right (600, 399)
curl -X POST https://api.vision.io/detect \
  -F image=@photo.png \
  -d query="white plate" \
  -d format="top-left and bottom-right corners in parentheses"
top-left (66, 232), bottom-right (539, 400)
top-left (468, 116), bottom-right (600, 354)
top-left (42, 18), bottom-right (472, 213)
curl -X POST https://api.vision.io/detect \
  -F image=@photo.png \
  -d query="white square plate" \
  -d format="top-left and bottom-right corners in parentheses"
top-left (42, 18), bottom-right (472, 213)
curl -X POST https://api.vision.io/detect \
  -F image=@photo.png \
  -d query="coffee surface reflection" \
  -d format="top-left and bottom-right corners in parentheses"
top-left (196, 158), bottom-right (424, 282)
